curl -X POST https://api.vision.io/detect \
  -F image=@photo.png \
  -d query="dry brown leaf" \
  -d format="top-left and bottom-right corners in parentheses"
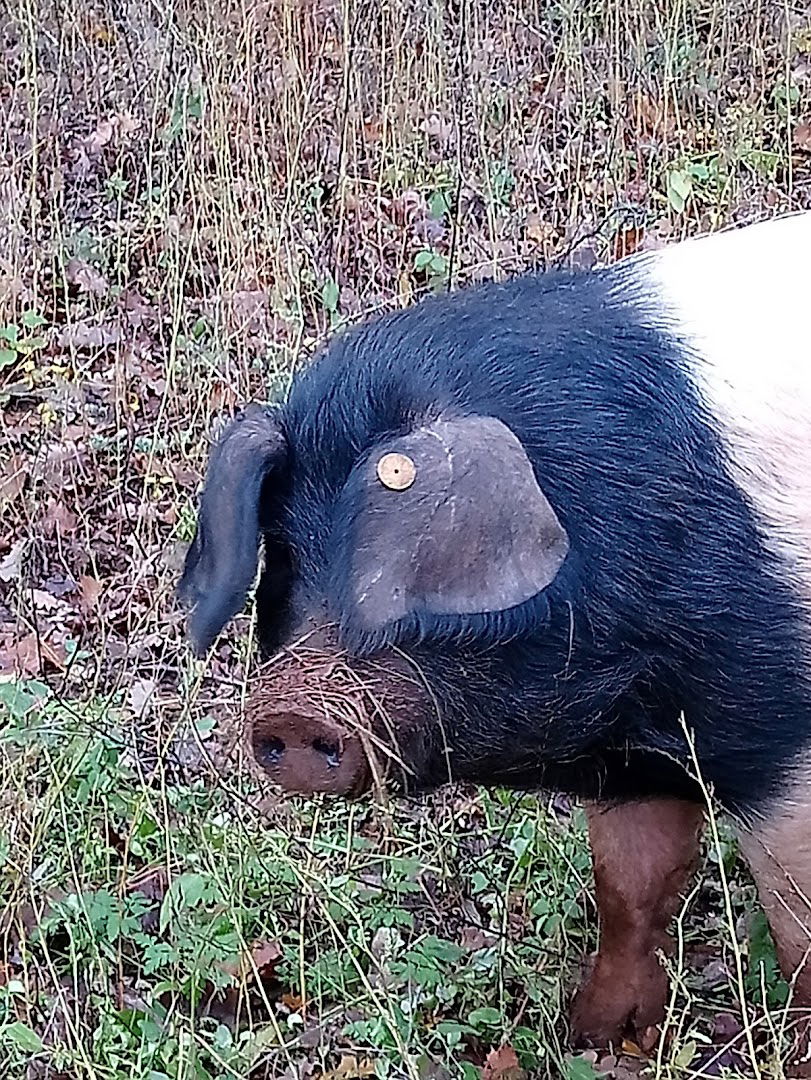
top-left (632, 91), bottom-right (666, 136)
top-left (66, 257), bottom-right (109, 297)
top-left (622, 1028), bottom-right (658, 1056)
top-left (217, 938), bottom-right (282, 986)
top-left (389, 188), bottom-right (425, 226)
top-left (0, 632), bottom-right (67, 676)
top-left (42, 499), bottom-right (79, 538)
top-left (483, 1045), bottom-right (527, 1080)
top-left (0, 887), bottom-right (69, 942)
top-left (0, 269), bottom-right (28, 306)
top-left (124, 865), bottom-right (169, 932)
top-left (614, 226), bottom-right (644, 261)
top-left (119, 287), bottom-right (155, 328)
top-left (398, 270), bottom-right (413, 306)
top-left (605, 1057), bottom-right (647, 1080)
top-left (459, 925), bottom-right (497, 951)
top-left (84, 117), bottom-right (115, 154)
top-left (208, 383), bottom-right (239, 413)
top-left (57, 321), bottom-right (123, 349)
top-left (0, 453), bottom-right (26, 505)
top-left (363, 115), bottom-right (382, 142)
top-left (711, 1011), bottom-right (743, 1041)
top-left (199, 937), bottom-right (284, 1025)
top-left (116, 111), bottom-right (141, 139)
top-left (794, 121), bottom-right (811, 152)
top-left (525, 213), bottom-right (556, 247)
top-left (228, 288), bottom-right (268, 327)
top-left (323, 1055), bottom-right (377, 1079)
top-left (127, 864), bottom-right (169, 902)
top-left (240, 938), bottom-right (282, 981)
top-left (281, 990), bottom-right (303, 1012)
top-left (79, 575), bottom-right (102, 610)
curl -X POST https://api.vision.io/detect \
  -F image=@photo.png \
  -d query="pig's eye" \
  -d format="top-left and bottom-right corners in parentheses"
top-left (376, 452), bottom-right (417, 491)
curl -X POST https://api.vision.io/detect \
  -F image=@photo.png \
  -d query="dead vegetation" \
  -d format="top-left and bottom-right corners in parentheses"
top-left (1, 0), bottom-right (811, 1077)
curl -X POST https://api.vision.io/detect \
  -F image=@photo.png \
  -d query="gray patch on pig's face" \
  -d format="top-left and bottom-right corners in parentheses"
top-left (351, 415), bottom-right (570, 628)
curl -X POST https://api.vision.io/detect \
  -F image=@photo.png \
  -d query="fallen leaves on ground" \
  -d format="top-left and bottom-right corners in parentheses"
top-left (795, 122), bottom-right (811, 153)
top-left (482, 1045), bottom-right (527, 1080)
top-left (0, 631), bottom-right (67, 676)
top-left (201, 937), bottom-right (284, 1025)
top-left (321, 1055), bottom-right (377, 1079)
top-left (232, 939), bottom-right (284, 985)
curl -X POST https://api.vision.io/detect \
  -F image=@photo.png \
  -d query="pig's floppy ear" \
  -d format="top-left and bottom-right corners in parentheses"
top-left (348, 415), bottom-right (570, 631)
top-left (177, 404), bottom-right (288, 656)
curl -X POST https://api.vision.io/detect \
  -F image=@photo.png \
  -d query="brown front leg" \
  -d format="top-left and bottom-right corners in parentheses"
top-left (736, 795), bottom-right (811, 1077)
top-left (570, 798), bottom-right (705, 1048)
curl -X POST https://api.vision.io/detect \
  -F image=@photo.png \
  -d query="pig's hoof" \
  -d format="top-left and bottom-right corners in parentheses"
top-left (569, 953), bottom-right (668, 1050)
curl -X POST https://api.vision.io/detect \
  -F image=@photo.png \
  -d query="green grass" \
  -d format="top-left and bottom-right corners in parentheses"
top-left (0, 677), bottom-right (800, 1077)
top-left (1, 0), bottom-right (810, 1075)
top-left (0, 678), bottom-right (590, 1077)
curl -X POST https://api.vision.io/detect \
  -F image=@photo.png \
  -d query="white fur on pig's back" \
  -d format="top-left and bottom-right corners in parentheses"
top-left (635, 210), bottom-right (811, 600)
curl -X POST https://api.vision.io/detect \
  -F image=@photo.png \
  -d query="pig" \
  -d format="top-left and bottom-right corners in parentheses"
top-left (177, 210), bottom-right (811, 1071)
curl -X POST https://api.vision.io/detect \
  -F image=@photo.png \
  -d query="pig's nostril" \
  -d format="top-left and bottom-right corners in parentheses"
top-left (312, 737), bottom-right (341, 768)
top-left (260, 736), bottom-right (285, 765)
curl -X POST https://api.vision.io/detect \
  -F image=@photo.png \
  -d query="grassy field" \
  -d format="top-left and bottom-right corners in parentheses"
top-left (2, 0), bottom-right (811, 1076)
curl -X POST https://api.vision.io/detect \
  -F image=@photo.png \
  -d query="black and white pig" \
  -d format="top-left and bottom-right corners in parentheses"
top-left (177, 210), bottom-right (811, 1068)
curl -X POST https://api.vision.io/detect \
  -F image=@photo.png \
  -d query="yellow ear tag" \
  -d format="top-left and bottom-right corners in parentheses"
top-left (376, 452), bottom-right (416, 491)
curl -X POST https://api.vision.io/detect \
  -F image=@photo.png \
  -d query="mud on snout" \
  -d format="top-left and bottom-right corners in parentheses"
top-left (246, 646), bottom-right (437, 798)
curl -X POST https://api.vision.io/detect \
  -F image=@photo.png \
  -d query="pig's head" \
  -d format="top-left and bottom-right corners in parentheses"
top-left (177, 343), bottom-right (585, 799)
top-left (177, 398), bottom-right (575, 798)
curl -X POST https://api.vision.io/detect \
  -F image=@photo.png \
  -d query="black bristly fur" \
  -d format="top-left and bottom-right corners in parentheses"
top-left (187, 261), bottom-right (811, 818)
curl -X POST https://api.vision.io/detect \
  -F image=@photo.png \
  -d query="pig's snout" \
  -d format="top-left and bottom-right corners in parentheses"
top-left (252, 709), bottom-right (371, 797)
top-left (246, 648), bottom-right (435, 798)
